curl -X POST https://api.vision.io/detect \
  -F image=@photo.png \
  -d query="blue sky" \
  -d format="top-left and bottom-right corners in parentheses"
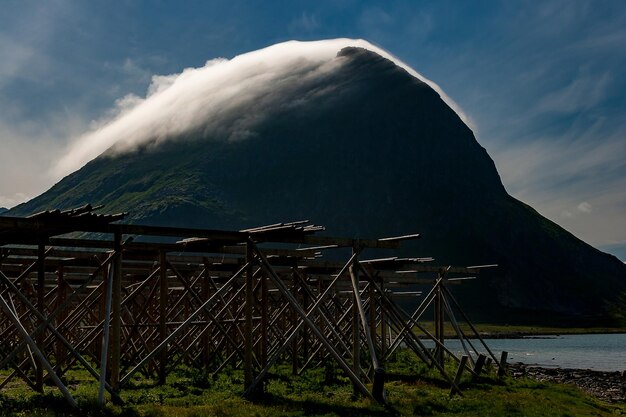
top-left (1, 0), bottom-right (625, 260)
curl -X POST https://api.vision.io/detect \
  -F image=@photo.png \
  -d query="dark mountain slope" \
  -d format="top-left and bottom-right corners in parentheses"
top-left (11, 47), bottom-right (626, 321)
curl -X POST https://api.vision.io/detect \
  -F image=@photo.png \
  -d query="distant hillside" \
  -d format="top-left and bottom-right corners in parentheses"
top-left (11, 46), bottom-right (626, 323)
top-left (0, 207), bottom-right (8, 215)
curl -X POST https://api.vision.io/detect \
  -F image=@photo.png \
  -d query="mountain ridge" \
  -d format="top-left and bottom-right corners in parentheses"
top-left (9, 46), bottom-right (626, 322)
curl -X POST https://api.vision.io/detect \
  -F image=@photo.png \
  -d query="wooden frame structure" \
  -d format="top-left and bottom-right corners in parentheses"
top-left (0, 205), bottom-right (504, 407)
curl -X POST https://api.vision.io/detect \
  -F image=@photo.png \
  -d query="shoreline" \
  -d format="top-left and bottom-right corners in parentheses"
top-left (418, 322), bottom-right (626, 339)
top-left (477, 329), bottom-right (626, 339)
top-left (509, 362), bottom-right (626, 403)
top-left (435, 330), bottom-right (626, 340)
top-left (451, 329), bottom-right (626, 339)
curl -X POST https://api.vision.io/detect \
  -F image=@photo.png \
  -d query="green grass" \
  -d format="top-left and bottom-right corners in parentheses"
top-left (0, 352), bottom-right (624, 416)
top-left (417, 321), bottom-right (625, 338)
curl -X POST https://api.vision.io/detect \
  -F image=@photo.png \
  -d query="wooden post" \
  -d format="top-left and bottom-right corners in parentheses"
top-left (433, 283), bottom-right (439, 365)
top-left (97, 268), bottom-right (107, 355)
top-left (55, 266), bottom-right (66, 362)
top-left (434, 279), bottom-right (444, 367)
top-left (98, 263), bottom-right (115, 405)
top-left (317, 278), bottom-right (324, 364)
top-left (351, 261), bottom-right (361, 395)
top-left (261, 270), bottom-right (268, 370)
top-left (302, 283), bottom-right (309, 368)
top-left (158, 250), bottom-right (168, 384)
top-left (351, 264), bottom-right (385, 404)
top-left (473, 354), bottom-right (487, 378)
top-left (450, 355), bottom-right (468, 397)
top-left (35, 243), bottom-right (45, 392)
top-left (380, 276), bottom-right (386, 360)
top-left (230, 283), bottom-right (237, 367)
top-left (291, 271), bottom-right (298, 375)
top-left (497, 351), bottom-right (508, 378)
top-left (368, 281), bottom-right (377, 358)
top-left (201, 263), bottom-right (210, 367)
top-left (244, 240), bottom-right (254, 390)
top-left (110, 231), bottom-right (122, 392)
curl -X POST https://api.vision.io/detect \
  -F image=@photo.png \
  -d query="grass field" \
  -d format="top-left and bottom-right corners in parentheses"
top-left (0, 349), bottom-right (624, 416)
top-left (417, 321), bottom-right (625, 338)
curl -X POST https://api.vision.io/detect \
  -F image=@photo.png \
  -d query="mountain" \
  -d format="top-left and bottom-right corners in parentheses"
top-left (0, 207), bottom-right (8, 215)
top-left (10, 45), bottom-right (626, 323)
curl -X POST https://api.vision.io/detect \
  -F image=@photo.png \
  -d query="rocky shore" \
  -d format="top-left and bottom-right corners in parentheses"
top-left (509, 362), bottom-right (626, 403)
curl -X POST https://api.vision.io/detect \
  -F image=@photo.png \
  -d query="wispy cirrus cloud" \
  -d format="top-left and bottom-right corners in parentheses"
top-left (288, 12), bottom-right (320, 33)
top-left (577, 202), bottom-right (592, 214)
top-left (537, 71), bottom-right (612, 114)
top-left (491, 123), bottom-right (626, 247)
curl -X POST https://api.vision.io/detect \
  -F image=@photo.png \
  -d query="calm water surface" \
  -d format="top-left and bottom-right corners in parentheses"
top-left (435, 333), bottom-right (626, 372)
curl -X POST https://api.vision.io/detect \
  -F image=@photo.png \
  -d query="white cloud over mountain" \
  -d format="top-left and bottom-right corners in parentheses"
top-left (53, 39), bottom-right (469, 180)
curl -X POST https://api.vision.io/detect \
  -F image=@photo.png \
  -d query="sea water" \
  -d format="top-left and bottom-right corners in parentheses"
top-left (429, 333), bottom-right (626, 371)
